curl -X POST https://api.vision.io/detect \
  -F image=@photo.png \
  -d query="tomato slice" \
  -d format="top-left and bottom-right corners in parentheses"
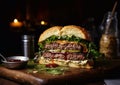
top-left (46, 63), bottom-right (59, 68)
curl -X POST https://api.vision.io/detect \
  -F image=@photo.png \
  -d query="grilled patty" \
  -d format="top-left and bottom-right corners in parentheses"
top-left (45, 42), bottom-right (83, 50)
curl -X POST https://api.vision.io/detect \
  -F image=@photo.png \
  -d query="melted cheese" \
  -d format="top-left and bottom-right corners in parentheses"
top-left (56, 40), bottom-right (77, 44)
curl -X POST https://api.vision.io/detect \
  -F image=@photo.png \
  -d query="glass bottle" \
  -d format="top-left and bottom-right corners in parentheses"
top-left (99, 12), bottom-right (119, 59)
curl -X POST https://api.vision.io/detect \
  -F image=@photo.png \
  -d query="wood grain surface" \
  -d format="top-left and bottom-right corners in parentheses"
top-left (0, 59), bottom-right (120, 85)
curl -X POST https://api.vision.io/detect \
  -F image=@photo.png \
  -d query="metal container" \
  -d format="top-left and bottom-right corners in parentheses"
top-left (22, 35), bottom-right (35, 58)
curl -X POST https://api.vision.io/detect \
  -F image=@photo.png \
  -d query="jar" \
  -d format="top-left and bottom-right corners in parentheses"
top-left (99, 12), bottom-right (119, 59)
top-left (100, 34), bottom-right (117, 59)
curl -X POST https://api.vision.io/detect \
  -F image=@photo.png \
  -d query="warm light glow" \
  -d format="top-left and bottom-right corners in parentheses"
top-left (41, 21), bottom-right (45, 25)
top-left (40, 20), bottom-right (47, 25)
top-left (10, 19), bottom-right (23, 27)
top-left (14, 19), bottom-right (19, 23)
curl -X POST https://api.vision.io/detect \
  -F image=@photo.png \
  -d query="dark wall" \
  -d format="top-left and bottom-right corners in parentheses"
top-left (0, 0), bottom-right (119, 56)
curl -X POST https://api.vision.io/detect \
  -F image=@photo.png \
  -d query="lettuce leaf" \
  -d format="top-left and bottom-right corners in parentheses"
top-left (38, 35), bottom-right (103, 60)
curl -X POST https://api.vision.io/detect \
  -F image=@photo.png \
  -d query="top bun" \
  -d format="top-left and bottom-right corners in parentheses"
top-left (38, 25), bottom-right (91, 42)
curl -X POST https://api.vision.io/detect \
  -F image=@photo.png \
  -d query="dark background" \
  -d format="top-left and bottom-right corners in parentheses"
top-left (0, 0), bottom-right (120, 57)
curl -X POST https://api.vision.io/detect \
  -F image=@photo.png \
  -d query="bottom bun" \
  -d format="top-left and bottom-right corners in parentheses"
top-left (38, 57), bottom-right (93, 69)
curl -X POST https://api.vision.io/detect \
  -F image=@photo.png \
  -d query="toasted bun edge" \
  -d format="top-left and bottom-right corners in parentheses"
top-left (38, 25), bottom-right (91, 42)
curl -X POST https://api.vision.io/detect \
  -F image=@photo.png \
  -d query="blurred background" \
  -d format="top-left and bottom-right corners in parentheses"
top-left (0, 0), bottom-right (120, 56)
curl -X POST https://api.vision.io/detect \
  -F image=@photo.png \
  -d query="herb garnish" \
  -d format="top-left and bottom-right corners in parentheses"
top-left (27, 60), bottom-right (69, 75)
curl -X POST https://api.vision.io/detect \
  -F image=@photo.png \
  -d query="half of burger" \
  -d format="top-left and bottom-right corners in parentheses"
top-left (37, 25), bottom-right (102, 68)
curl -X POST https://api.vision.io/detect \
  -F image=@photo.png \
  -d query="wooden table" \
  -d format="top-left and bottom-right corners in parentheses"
top-left (0, 59), bottom-right (120, 85)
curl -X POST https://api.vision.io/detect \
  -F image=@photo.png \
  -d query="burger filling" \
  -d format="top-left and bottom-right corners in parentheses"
top-left (38, 35), bottom-right (102, 66)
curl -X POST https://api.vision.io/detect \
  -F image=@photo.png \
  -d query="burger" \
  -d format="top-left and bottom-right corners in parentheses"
top-left (37, 25), bottom-right (102, 68)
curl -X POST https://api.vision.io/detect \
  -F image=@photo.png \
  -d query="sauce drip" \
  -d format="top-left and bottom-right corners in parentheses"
top-left (46, 63), bottom-right (59, 68)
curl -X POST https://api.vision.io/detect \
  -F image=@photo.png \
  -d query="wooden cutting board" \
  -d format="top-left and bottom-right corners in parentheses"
top-left (0, 59), bottom-right (120, 85)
